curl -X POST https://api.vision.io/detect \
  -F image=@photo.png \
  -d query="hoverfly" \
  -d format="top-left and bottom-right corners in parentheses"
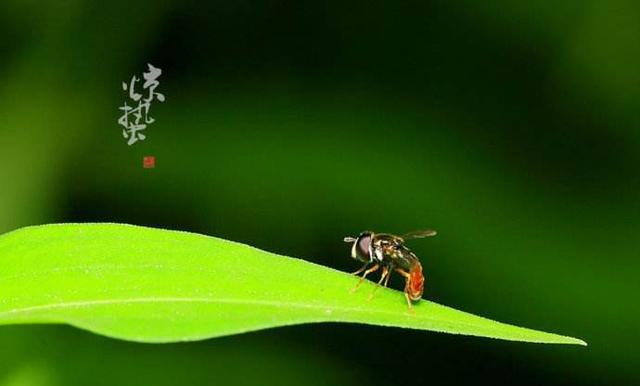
top-left (343, 229), bottom-right (437, 309)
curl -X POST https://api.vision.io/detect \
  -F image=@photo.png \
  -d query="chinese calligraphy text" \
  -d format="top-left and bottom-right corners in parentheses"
top-left (118, 64), bottom-right (165, 146)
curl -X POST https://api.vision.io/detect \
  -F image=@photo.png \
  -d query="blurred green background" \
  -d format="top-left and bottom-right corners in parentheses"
top-left (1, 1), bottom-right (639, 385)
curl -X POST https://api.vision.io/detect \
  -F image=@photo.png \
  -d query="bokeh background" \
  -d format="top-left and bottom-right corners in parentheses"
top-left (1, 1), bottom-right (639, 385)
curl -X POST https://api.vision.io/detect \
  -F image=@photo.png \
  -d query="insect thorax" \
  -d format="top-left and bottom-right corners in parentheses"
top-left (371, 235), bottom-right (418, 270)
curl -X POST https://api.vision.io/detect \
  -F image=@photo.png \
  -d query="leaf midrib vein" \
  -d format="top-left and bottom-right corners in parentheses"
top-left (0, 296), bottom-right (549, 340)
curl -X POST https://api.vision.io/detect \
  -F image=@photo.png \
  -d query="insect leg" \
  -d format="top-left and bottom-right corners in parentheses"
top-left (367, 266), bottom-right (389, 301)
top-left (394, 268), bottom-right (410, 280)
top-left (383, 269), bottom-right (391, 287)
top-left (394, 268), bottom-right (415, 312)
top-left (404, 292), bottom-right (413, 311)
top-left (350, 264), bottom-right (379, 293)
top-left (351, 262), bottom-right (370, 276)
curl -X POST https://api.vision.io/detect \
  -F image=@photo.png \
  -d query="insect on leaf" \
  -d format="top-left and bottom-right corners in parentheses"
top-left (0, 224), bottom-right (586, 345)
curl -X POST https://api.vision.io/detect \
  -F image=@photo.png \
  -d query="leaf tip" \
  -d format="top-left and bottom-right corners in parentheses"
top-left (576, 338), bottom-right (588, 347)
top-left (563, 336), bottom-right (587, 346)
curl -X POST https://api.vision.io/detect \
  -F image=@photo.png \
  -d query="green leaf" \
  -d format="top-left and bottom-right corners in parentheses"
top-left (0, 224), bottom-right (585, 345)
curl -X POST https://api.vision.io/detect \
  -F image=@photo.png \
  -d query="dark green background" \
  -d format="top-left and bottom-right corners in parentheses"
top-left (1, 1), bottom-right (638, 385)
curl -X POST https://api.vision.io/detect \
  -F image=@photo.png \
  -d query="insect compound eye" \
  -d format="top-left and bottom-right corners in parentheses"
top-left (355, 233), bottom-right (372, 260)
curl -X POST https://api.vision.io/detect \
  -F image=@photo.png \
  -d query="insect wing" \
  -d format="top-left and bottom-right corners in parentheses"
top-left (401, 229), bottom-right (437, 240)
top-left (391, 246), bottom-right (420, 271)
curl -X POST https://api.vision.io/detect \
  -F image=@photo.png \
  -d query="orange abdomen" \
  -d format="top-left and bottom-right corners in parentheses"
top-left (408, 263), bottom-right (424, 301)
